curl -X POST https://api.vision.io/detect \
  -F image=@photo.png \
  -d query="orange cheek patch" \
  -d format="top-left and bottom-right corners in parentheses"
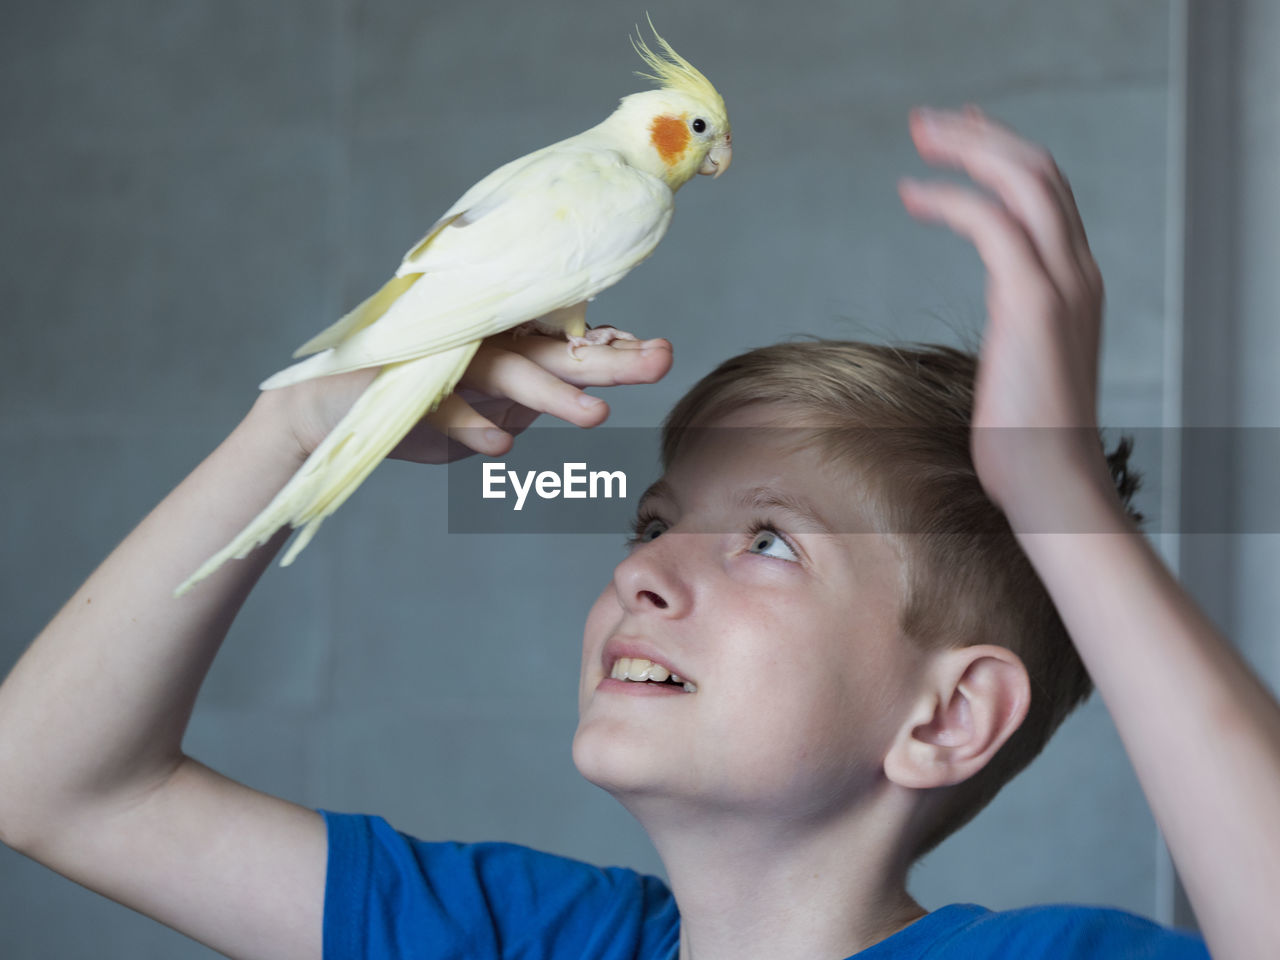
top-left (650, 115), bottom-right (691, 166)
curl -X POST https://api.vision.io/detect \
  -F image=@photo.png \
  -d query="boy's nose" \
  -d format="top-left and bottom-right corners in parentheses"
top-left (635, 588), bottom-right (668, 610)
top-left (612, 539), bottom-right (692, 618)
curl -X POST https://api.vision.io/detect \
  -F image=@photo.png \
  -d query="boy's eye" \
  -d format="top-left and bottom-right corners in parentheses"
top-left (626, 515), bottom-right (667, 547)
top-left (747, 527), bottom-right (799, 562)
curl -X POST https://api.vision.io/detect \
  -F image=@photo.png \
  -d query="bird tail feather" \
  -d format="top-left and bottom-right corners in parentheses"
top-left (174, 340), bottom-right (481, 596)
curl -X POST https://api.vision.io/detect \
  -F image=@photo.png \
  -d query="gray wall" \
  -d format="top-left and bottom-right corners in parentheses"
top-left (1173, 0), bottom-right (1280, 921)
top-left (1, 1), bottom-right (1264, 956)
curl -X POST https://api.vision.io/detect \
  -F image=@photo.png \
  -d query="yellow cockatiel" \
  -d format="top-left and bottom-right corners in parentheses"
top-left (176, 29), bottom-right (730, 595)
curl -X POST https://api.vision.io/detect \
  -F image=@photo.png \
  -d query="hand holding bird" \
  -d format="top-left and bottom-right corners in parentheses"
top-left (176, 26), bottom-right (729, 595)
top-left (265, 330), bottom-right (673, 468)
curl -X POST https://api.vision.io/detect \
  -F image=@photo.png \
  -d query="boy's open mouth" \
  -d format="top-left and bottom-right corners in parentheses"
top-left (609, 657), bottom-right (698, 693)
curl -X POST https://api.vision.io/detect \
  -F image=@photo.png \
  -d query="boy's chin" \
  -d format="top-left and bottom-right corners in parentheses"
top-left (571, 724), bottom-right (676, 799)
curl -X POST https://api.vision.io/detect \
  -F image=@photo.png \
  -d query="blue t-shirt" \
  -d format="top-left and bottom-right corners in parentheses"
top-left (321, 811), bottom-right (1209, 959)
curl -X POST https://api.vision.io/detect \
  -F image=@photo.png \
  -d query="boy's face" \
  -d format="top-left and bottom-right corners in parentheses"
top-left (573, 405), bottom-right (923, 822)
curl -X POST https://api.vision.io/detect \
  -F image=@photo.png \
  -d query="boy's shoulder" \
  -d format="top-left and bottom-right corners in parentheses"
top-left (869, 901), bottom-right (1208, 959)
top-left (321, 811), bottom-right (679, 959)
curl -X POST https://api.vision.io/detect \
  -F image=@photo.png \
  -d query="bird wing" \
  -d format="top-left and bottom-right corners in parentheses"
top-left (266, 146), bottom-right (673, 387)
top-left (395, 145), bottom-right (559, 269)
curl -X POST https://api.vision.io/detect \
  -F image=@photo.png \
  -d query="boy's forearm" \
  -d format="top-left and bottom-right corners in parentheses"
top-left (1012, 482), bottom-right (1280, 956)
top-left (0, 395), bottom-right (303, 847)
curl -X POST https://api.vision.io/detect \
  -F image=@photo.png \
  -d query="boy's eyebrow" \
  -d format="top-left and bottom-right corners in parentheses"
top-left (636, 478), bottom-right (674, 510)
top-left (734, 485), bottom-right (834, 533)
top-left (636, 479), bottom-right (834, 533)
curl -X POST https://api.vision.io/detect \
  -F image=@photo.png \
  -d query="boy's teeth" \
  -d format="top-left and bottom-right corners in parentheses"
top-left (644, 662), bottom-right (672, 682)
top-left (610, 656), bottom-right (692, 690)
top-left (611, 657), bottom-right (667, 681)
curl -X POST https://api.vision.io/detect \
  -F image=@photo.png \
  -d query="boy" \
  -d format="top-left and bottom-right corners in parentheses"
top-left (0, 108), bottom-right (1275, 958)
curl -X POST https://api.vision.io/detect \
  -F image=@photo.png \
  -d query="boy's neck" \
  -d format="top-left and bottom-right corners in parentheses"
top-left (630, 796), bottom-right (928, 960)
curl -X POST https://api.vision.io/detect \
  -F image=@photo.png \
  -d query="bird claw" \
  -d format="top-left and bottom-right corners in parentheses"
top-left (566, 325), bottom-right (640, 360)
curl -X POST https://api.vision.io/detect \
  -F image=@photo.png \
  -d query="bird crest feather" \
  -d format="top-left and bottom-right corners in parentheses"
top-left (631, 16), bottom-right (725, 115)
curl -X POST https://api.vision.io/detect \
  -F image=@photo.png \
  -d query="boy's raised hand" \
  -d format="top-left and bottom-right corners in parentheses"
top-left (260, 330), bottom-right (672, 465)
top-left (897, 107), bottom-right (1117, 528)
top-left (900, 108), bottom-right (1280, 958)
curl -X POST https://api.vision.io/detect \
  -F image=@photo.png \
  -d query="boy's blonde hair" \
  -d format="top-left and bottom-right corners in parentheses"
top-left (660, 339), bottom-right (1141, 859)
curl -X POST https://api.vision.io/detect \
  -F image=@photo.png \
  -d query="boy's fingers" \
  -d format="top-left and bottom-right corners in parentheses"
top-left (460, 342), bottom-right (613, 428)
top-left (411, 392), bottom-right (513, 459)
top-left (944, 107), bottom-right (1087, 237)
top-left (394, 334), bottom-right (673, 462)
top-left (909, 109), bottom-right (1093, 299)
top-left (954, 110), bottom-right (1105, 305)
top-left (914, 107), bottom-right (1086, 239)
top-left (898, 178), bottom-right (1060, 314)
top-left (482, 399), bottom-right (541, 436)
top-left (492, 332), bottom-right (673, 387)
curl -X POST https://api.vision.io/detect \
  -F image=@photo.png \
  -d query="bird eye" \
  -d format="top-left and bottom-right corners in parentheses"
top-left (691, 118), bottom-right (707, 134)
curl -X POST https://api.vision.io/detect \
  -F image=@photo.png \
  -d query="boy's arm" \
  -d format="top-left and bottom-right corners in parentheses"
top-left (900, 107), bottom-right (1279, 959)
top-left (0, 333), bottom-right (671, 960)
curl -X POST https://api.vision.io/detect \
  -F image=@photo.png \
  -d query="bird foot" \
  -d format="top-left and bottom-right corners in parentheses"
top-left (566, 326), bottom-right (639, 360)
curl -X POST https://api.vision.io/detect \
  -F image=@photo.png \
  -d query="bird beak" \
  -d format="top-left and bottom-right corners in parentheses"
top-left (699, 134), bottom-right (733, 178)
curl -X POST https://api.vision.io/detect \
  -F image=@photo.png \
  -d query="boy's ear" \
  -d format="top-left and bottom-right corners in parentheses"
top-left (883, 645), bottom-right (1030, 790)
